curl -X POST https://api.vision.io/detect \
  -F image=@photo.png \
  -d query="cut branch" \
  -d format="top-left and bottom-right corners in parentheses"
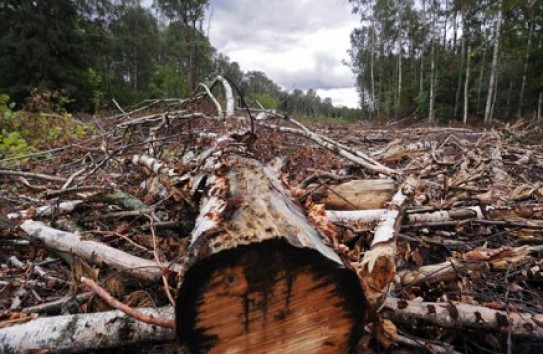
top-left (0, 306), bottom-right (175, 353)
top-left (20, 220), bottom-right (183, 282)
top-left (383, 297), bottom-right (543, 338)
top-left (81, 277), bottom-right (175, 329)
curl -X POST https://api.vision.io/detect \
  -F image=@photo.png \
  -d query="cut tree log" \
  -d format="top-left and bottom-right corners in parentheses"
top-left (176, 155), bottom-right (366, 353)
top-left (0, 306), bottom-right (175, 353)
top-left (307, 179), bottom-right (396, 210)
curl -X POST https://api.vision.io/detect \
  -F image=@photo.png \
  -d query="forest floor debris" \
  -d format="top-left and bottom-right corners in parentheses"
top-left (2, 87), bottom-right (543, 353)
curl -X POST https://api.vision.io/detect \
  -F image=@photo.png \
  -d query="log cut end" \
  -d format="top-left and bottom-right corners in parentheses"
top-left (176, 239), bottom-right (365, 353)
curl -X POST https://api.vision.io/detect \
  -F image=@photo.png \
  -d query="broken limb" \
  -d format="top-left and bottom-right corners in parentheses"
top-left (259, 122), bottom-right (400, 176)
top-left (0, 306), bottom-right (175, 353)
top-left (81, 277), bottom-right (175, 329)
top-left (20, 220), bottom-right (183, 282)
top-left (383, 297), bottom-right (543, 338)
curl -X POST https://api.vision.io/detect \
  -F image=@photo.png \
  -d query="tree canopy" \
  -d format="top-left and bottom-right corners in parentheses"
top-left (348, 0), bottom-right (543, 123)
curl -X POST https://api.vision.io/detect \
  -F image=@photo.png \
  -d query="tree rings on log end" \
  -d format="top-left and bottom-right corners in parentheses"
top-left (176, 239), bottom-right (365, 353)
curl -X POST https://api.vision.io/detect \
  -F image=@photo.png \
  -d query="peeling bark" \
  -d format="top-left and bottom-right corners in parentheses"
top-left (177, 154), bottom-right (366, 353)
top-left (383, 298), bottom-right (543, 338)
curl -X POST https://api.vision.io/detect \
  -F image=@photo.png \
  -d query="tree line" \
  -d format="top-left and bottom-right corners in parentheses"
top-left (349, 0), bottom-right (543, 123)
top-left (0, 0), bottom-right (360, 120)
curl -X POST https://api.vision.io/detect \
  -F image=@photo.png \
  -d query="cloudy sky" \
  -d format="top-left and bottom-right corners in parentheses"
top-left (206, 0), bottom-right (360, 108)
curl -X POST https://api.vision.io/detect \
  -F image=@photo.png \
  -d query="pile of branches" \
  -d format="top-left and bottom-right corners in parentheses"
top-left (1, 76), bottom-right (543, 353)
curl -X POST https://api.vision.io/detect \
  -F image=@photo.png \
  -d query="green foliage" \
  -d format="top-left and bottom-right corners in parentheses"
top-left (0, 94), bottom-right (34, 162)
top-left (0, 131), bottom-right (34, 162)
top-left (154, 61), bottom-right (189, 98)
top-left (251, 93), bottom-right (279, 109)
top-left (87, 68), bottom-right (104, 113)
top-left (414, 91), bottom-right (428, 119)
top-left (349, 0), bottom-right (543, 122)
top-left (0, 92), bottom-right (91, 164)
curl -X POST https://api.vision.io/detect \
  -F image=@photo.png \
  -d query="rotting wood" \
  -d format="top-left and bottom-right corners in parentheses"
top-left (307, 179), bottom-right (396, 210)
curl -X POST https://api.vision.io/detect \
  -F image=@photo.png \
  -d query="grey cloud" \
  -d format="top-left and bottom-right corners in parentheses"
top-left (208, 0), bottom-right (357, 91)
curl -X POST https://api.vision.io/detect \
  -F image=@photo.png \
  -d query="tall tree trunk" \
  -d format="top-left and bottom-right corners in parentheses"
top-left (419, 50), bottom-right (424, 94)
top-left (490, 62), bottom-right (500, 121)
top-left (442, 0), bottom-right (448, 49)
top-left (378, 44), bottom-right (384, 117)
top-left (370, 20), bottom-right (376, 117)
top-left (396, 5), bottom-right (403, 117)
top-left (538, 92), bottom-right (542, 121)
top-left (453, 9), bottom-right (458, 53)
top-left (420, 0), bottom-right (426, 95)
top-left (517, 1), bottom-right (534, 119)
top-left (476, 44), bottom-right (487, 115)
top-left (463, 45), bottom-right (471, 125)
top-left (454, 12), bottom-right (466, 120)
top-left (428, 1), bottom-right (437, 123)
top-left (361, 70), bottom-right (366, 119)
top-left (484, 0), bottom-right (503, 123)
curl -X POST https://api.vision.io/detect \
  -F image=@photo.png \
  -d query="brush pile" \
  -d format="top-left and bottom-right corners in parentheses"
top-left (1, 77), bottom-right (543, 353)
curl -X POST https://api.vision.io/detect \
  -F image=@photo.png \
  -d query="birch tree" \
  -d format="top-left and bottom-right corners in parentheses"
top-left (484, 0), bottom-right (503, 123)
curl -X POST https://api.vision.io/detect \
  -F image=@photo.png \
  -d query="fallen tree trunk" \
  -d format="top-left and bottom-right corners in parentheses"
top-left (326, 204), bottom-right (543, 225)
top-left (383, 297), bottom-right (543, 338)
top-left (0, 306), bottom-right (175, 353)
top-left (20, 220), bottom-right (183, 282)
top-left (176, 155), bottom-right (366, 353)
top-left (327, 206), bottom-right (482, 225)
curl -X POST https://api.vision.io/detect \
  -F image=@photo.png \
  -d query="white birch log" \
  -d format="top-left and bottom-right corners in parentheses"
top-left (199, 82), bottom-right (223, 119)
top-left (328, 207), bottom-right (482, 225)
top-left (131, 154), bottom-right (176, 176)
top-left (0, 307), bottom-right (175, 353)
top-left (398, 259), bottom-right (487, 286)
top-left (328, 204), bottom-right (543, 225)
top-left (216, 75), bottom-right (235, 119)
top-left (383, 297), bottom-right (543, 338)
top-left (8, 200), bottom-right (84, 220)
top-left (372, 141), bottom-right (432, 162)
top-left (20, 220), bottom-right (183, 282)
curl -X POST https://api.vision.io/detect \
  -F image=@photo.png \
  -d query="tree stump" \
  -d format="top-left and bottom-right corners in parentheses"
top-left (176, 156), bottom-right (366, 353)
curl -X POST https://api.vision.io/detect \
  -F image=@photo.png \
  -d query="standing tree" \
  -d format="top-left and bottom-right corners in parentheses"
top-left (154, 0), bottom-right (209, 91)
top-left (0, 0), bottom-right (87, 104)
top-left (483, 0), bottom-right (503, 123)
